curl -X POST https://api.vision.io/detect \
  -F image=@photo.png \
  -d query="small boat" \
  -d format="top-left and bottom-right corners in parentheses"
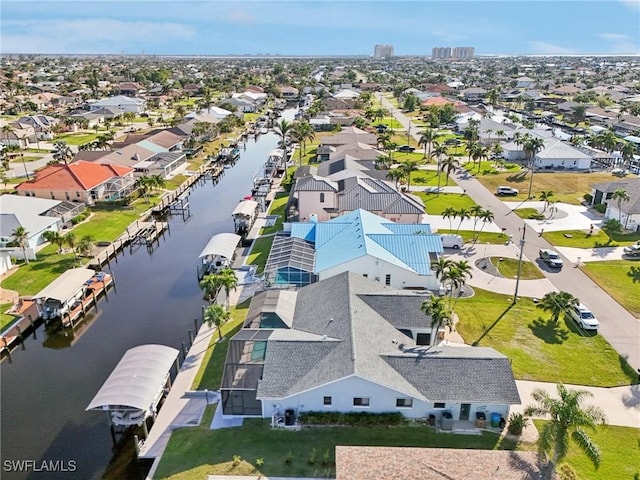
top-left (197, 232), bottom-right (242, 280)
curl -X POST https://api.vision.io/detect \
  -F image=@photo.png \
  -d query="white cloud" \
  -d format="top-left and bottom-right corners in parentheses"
top-left (1, 18), bottom-right (196, 54)
top-left (597, 32), bottom-right (640, 54)
top-left (529, 41), bottom-right (578, 55)
top-left (619, 0), bottom-right (640, 10)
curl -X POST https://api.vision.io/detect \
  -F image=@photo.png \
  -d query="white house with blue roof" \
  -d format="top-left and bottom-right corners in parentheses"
top-left (272, 209), bottom-right (443, 290)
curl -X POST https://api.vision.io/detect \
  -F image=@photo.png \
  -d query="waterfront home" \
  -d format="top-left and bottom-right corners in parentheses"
top-left (591, 178), bottom-right (640, 232)
top-left (220, 272), bottom-right (520, 423)
top-left (15, 161), bottom-right (136, 205)
top-left (265, 209), bottom-right (442, 289)
top-left (89, 95), bottom-right (146, 114)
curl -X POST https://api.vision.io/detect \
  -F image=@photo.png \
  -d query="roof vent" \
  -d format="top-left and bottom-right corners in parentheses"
top-left (321, 335), bottom-right (328, 341)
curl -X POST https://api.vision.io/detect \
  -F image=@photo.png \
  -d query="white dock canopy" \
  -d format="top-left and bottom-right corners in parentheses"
top-left (198, 232), bottom-right (241, 261)
top-left (35, 267), bottom-right (95, 302)
top-left (86, 344), bottom-right (179, 412)
top-left (267, 148), bottom-right (284, 159)
top-left (231, 199), bottom-right (258, 218)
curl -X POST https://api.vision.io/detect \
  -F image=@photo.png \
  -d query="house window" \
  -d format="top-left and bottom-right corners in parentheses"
top-left (396, 398), bottom-right (413, 408)
top-left (319, 192), bottom-right (325, 203)
top-left (76, 192), bottom-right (81, 198)
top-left (323, 396), bottom-right (332, 406)
top-left (353, 397), bottom-right (370, 407)
top-left (362, 274), bottom-right (368, 278)
top-left (434, 402), bottom-right (446, 409)
top-left (50, 192), bottom-right (55, 199)
top-left (385, 274), bottom-right (391, 286)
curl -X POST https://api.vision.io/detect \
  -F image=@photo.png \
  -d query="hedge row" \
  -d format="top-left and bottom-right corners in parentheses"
top-left (299, 411), bottom-right (406, 426)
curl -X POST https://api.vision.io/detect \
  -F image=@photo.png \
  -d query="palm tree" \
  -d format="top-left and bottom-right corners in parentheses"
top-left (77, 235), bottom-right (95, 258)
top-left (421, 296), bottom-right (452, 345)
top-left (203, 303), bottom-right (231, 342)
top-left (524, 383), bottom-right (606, 471)
top-left (217, 268), bottom-right (238, 309)
top-left (418, 127), bottom-right (436, 160)
top-left (372, 107), bottom-right (389, 125)
top-left (274, 119), bottom-right (292, 151)
top-left (386, 167), bottom-right (405, 190)
top-left (620, 142), bottom-right (635, 169)
top-left (430, 257), bottom-right (453, 286)
top-left (474, 208), bottom-right (495, 243)
top-left (454, 207), bottom-right (471, 234)
top-left (43, 230), bottom-right (65, 253)
top-left (611, 188), bottom-right (630, 224)
top-left (539, 191), bottom-right (554, 212)
top-left (12, 226), bottom-right (30, 264)
top-left (600, 218), bottom-right (622, 242)
top-left (448, 260), bottom-right (473, 308)
top-left (399, 160), bottom-right (420, 190)
top-left (440, 156), bottom-right (459, 185)
top-left (442, 207), bottom-right (457, 232)
top-left (63, 232), bottom-right (78, 264)
top-left (199, 273), bottom-right (223, 304)
top-left (536, 291), bottom-right (578, 324)
top-left (136, 176), bottom-right (153, 203)
top-left (52, 141), bottom-right (73, 165)
top-left (432, 142), bottom-right (448, 196)
top-left (524, 136), bottom-right (545, 199)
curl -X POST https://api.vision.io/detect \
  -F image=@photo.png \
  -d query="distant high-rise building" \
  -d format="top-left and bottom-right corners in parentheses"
top-left (432, 46), bottom-right (474, 60)
top-left (374, 44), bottom-right (394, 59)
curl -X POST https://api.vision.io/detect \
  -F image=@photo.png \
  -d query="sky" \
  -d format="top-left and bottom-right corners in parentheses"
top-left (1, 0), bottom-right (639, 57)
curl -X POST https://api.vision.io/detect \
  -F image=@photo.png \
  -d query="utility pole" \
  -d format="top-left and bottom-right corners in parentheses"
top-left (512, 226), bottom-right (527, 303)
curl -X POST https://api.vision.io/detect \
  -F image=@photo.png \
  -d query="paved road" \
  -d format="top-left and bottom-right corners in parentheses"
top-left (377, 93), bottom-right (640, 372)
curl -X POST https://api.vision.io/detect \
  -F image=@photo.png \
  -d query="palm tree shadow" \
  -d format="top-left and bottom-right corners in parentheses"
top-left (628, 266), bottom-right (640, 284)
top-left (528, 317), bottom-right (569, 344)
top-left (472, 304), bottom-right (513, 345)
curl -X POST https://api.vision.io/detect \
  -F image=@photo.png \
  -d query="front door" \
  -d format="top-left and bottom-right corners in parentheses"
top-left (459, 403), bottom-right (471, 421)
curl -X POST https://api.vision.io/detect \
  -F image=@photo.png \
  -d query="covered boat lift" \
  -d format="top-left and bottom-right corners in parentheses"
top-left (35, 268), bottom-right (96, 322)
top-left (86, 344), bottom-right (179, 441)
top-left (197, 232), bottom-right (241, 280)
top-left (231, 199), bottom-right (259, 241)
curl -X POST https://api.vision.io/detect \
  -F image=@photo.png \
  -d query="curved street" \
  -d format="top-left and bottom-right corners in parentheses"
top-left (377, 93), bottom-right (640, 372)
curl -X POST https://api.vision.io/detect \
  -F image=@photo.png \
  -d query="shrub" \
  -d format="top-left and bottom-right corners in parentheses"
top-left (594, 203), bottom-right (607, 214)
top-left (298, 411), bottom-right (406, 427)
top-left (528, 212), bottom-right (545, 220)
top-left (507, 412), bottom-right (527, 435)
top-left (232, 454), bottom-right (242, 467)
top-left (308, 448), bottom-right (316, 465)
top-left (557, 464), bottom-right (581, 480)
top-left (70, 210), bottom-right (90, 225)
top-left (583, 193), bottom-right (593, 203)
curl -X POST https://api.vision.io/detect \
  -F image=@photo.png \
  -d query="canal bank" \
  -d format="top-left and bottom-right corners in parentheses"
top-left (0, 111), bottom-right (294, 480)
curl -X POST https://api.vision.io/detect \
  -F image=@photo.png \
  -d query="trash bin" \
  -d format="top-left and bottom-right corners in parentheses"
top-left (441, 411), bottom-right (453, 430)
top-left (490, 412), bottom-right (501, 428)
top-left (475, 411), bottom-right (486, 428)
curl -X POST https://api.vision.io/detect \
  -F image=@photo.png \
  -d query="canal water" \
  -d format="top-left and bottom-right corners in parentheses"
top-left (0, 113), bottom-right (292, 479)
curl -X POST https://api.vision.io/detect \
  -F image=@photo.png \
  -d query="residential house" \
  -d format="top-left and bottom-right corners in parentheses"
top-left (502, 131), bottom-right (592, 170)
top-left (16, 161), bottom-right (135, 205)
top-left (516, 76), bottom-right (536, 89)
top-left (266, 208), bottom-right (442, 289)
top-left (316, 127), bottom-right (378, 161)
top-left (0, 195), bottom-right (85, 264)
top-left (461, 87), bottom-right (487, 102)
top-left (289, 174), bottom-right (424, 223)
top-left (220, 271), bottom-right (520, 421)
top-left (113, 82), bottom-right (144, 96)
top-left (187, 106), bottom-right (236, 121)
top-left (279, 86), bottom-right (299, 99)
top-left (89, 95), bottom-right (146, 114)
top-left (333, 89), bottom-right (360, 100)
top-left (591, 178), bottom-right (640, 231)
top-left (16, 115), bottom-right (58, 140)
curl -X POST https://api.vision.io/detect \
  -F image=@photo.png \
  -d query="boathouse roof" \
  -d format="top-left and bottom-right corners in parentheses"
top-left (86, 344), bottom-right (179, 412)
top-left (35, 267), bottom-right (96, 302)
top-left (198, 232), bottom-right (241, 260)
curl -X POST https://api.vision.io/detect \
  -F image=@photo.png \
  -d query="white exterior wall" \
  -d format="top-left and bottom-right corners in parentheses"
top-left (534, 157), bottom-right (591, 170)
top-left (260, 374), bottom-right (512, 422)
top-left (297, 190), bottom-right (337, 222)
top-left (605, 205), bottom-right (640, 231)
top-left (319, 255), bottom-right (439, 291)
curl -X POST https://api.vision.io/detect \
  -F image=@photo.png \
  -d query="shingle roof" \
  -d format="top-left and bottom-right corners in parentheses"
top-left (294, 175), bottom-right (338, 192)
top-left (591, 178), bottom-right (640, 214)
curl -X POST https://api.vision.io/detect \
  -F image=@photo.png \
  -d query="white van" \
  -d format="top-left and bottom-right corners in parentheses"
top-left (440, 234), bottom-right (463, 249)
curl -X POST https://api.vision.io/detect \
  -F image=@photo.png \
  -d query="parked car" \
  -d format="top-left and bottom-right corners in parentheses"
top-left (444, 138), bottom-right (461, 146)
top-left (622, 244), bottom-right (640, 257)
top-left (496, 186), bottom-right (519, 196)
top-left (539, 249), bottom-right (563, 268)
top-left (397, 145), bottom-right (416, 153)
top-left (569, 303), bottom-right (600, 331)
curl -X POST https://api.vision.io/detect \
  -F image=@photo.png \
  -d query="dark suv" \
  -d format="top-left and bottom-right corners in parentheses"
top-left (397, 145), bottom-right (416, 153)
top-left (539, 249), bottom-right (563, 268)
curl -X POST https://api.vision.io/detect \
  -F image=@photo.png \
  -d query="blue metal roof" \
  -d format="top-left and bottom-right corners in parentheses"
top-left (368, 234), bottom-right (442, 274)
top-left (383, 223), bottom-right (432, 235)
top-left (290, 223), bottom-right (316, 242)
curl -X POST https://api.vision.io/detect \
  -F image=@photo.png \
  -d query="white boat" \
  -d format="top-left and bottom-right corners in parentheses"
top-left (35, 268), bottom-right (96, 322)
top-left (197, 232), bottom-right (242, 280)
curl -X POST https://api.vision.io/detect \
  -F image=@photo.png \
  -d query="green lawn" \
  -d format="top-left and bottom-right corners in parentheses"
top-left (407, 169), bottom-right (456, 187)
top-left (437, 229), bottom-right (508, 245)
top-left (378, 116), bottom-right (403, 129)
top-left (543, 229), bottom-right (640, 248)
top-left (532, 421), bottom-right (640, 480)
top-left (55, 132), bottom-right (99, 146)
top-left (413, 192), bottom-right (478, 215)
top-left (491, 257), bottom-right (545, 280)
top-left (259, 193), bottom-right (289, 235)
top-left (71, 202), bottom-right (155, 243)
top-left (513, 208), bottom-right (544, 220)
top-left (1, 302), bottom-right (19, 332)
top-left (246, 236), bottom-right (275, 274)
top-left (191, 299), bottom-right (251, 390)
top-left (164, 175), bottom-right (189, 190)
top-left (582, 261), bottom-right (640, 318)
top-left (455, 288), bottom-right (636, 386)
top-left (155, 418), bottom-right (515, 480)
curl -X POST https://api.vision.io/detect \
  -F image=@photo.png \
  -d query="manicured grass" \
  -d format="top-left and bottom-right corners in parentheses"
top-left (455, 288), bottom-right (637, 386)
top-left (475, 171), bottom-right (633, 205)
top-left (246, 236), bottom-right (275, 274)
top-left (378, 116), bottom-right (403, 129)
top-left (582, 261), bottom-right (640, 318)
top-left (413, 192), bottom-right (478, 215)
top-left (513, 207), bottom-right (544, 219)
top-left (532, 421), bottom-right (640, 480)
top-left (463, 160), bottom-right (511, 176)
top-left (437, 229), bottom-right (508, 245)
top-left (408, 169), bottom-right (456, 187)
top-left (71, 203), bottom-right (154, 243)
top-left (55, 132), bottom-right (99, 146)
top-left (1, 245), bottom-right (77, 296)
top-left (491, 257), bottom-right (545, 280)
top-left (542, 229), bottom-right (616, 248)
top-left (155, 418), bottom-right (514, 480)
top-left (164, 175), bottom-right (189, 190)
top-left (260, 193), bottom-right (289, 235)
top-left (0, 302), bottom-right (19, 332)
top-left (191, 299), bottom-right (251, 390)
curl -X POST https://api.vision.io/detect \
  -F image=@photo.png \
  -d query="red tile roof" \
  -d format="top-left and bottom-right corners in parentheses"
top-left (16, 161), bottom-right (133, 192)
